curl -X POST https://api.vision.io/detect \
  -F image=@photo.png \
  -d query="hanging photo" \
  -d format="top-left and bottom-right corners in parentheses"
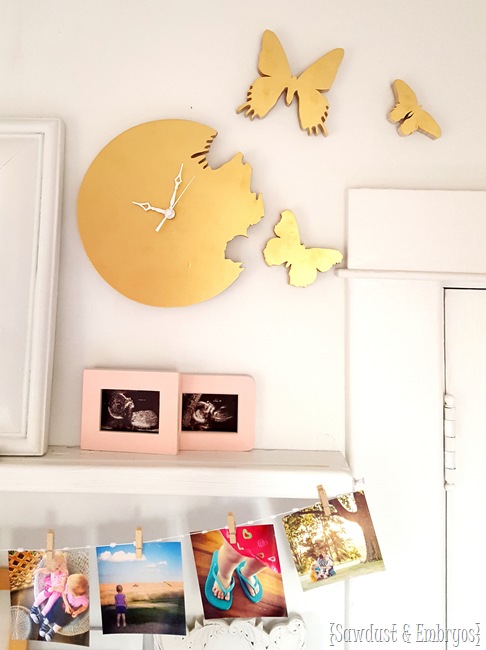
top-left (8, 548), bottom-right (90, 645)
top-left (190, 524), bottom-right (287, 619)
top-left (96, 541), bottom-right (185, 636)
top-left (282, 490), bottom-right (384, 590)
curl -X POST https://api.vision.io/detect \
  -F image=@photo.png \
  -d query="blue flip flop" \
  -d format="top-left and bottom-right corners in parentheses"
top-left (236, 562), bottom-right (263, 603)
top-left (204, 550), bottom-right (235, 611)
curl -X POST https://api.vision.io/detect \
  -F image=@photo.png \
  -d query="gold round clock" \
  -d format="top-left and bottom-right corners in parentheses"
top-left (77, 119), bottom-right (264, 307)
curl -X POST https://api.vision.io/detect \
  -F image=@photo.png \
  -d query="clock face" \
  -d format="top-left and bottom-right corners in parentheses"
top-left (77, 119), bottom-right (264, 307)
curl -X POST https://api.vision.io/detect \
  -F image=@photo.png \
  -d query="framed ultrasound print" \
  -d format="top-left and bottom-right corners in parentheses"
top-left (179, 374), bottom-right (255, 451)
top-left (80, 369), bottom-right (179, 455)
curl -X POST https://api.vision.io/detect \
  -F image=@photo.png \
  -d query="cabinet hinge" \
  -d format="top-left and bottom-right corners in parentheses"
top-left (444, 394), bottom-right (456, 489)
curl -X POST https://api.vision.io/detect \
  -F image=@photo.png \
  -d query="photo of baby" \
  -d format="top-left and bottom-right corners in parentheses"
top-left (181, 393), bottom-right (238, 432)
top-left (191, 524), bottom-right (287, 620)
top-left (96, 541), bottom-right (185, 635)
top-left (8, 549), bottom-right (90, 645)
top-left (29, 551), bottom-right (68, 626)
top-left (100, 389), bottom-right (160, 434)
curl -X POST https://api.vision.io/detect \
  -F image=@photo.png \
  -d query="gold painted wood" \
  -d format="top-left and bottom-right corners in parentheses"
top-left (78, 120), bottom-right (264, 307)
top-left (263, 210), bottom-right (343, 287)
top-left (388, 79), bottom-right (441, 139)
top-left (238, 30), bottom-right (344, 136)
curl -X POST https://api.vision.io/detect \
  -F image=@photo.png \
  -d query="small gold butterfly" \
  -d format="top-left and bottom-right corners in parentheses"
top-left (263, 210), bottom-right (343, 287)
top-left (388, 79), bottom-right (441, 139)
top-left (237, 30), bottom-right (344, 136)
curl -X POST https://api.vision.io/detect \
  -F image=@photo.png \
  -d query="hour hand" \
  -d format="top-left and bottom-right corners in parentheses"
top-left (132, 201), bottom-right (174, 231)
top-left (132, 201), bottom-right (166, 215)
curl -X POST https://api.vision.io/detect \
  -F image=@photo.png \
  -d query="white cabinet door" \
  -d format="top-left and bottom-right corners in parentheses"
top-left (445, 289), bottom-right (486, 629)
top-left (346, 280), bottom-right (446, 630)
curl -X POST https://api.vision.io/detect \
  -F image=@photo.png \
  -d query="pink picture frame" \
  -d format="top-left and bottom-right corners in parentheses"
top-left (179, 374), bottom-right (255, 451)
top-left (80, 369), bottom-right (180, 455)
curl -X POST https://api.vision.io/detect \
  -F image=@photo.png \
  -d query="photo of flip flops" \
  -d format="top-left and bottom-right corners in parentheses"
top-left (190, 525), bottom-right (287, 619)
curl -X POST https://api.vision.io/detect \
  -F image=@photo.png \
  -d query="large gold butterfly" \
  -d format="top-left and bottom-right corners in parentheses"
top-left (237, 30), bottom-right (344, 136)
top-left (388, 79), bottom-right (441, 139)
top-left (263, 210), bottom-right (343, 287)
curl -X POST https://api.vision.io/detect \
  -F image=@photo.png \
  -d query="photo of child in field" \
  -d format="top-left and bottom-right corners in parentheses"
top-left (282, 490), bottom-right (384, 591)
top-left (96, 541), bottom-right (185, 635)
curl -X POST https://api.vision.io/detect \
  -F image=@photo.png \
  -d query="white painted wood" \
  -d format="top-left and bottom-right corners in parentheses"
top-left (0, 118), bottom-right (64, 456)
top-left (347, 190), bottom-right (486, 273)
top-left (337, 269), bottom-right (486, 285)
top-left (343, 189), bottom-right (486, 643)
top-left (0, 447), bottom-right (353, 498)
top-left (444, 289), bottom-right (486, 627)
top-left (155, 618), bottom-right (306, 650)
top-left (345, 279), bottom-right (446, 629)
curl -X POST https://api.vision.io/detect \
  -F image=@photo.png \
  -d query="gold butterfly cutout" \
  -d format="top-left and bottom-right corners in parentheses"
top-left (237, 30), bottom-right (344, 136)
top-left (388, 79), bottom-right (441, 139)
top-left (263, 210), bottom-right (343, 287)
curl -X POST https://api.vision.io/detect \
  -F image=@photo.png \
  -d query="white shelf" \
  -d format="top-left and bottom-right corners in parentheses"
top-left (336, 268), bottom-right (486, 285)
top-left (0, 446), bottom-right (353, 499)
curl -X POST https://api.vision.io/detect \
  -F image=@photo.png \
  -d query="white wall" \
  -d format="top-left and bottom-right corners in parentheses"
top-left (1, 1), bottom-right (486, 647)
top-left (2, 0), bottom-right (485, 453)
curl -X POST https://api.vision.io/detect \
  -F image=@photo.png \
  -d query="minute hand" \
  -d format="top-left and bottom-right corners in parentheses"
top-left (168, 163), bottom-right (183, 210)
top-left (171, 175), bottom-right (195, 209)
top-left (154, 176), bottom-right (195, 232)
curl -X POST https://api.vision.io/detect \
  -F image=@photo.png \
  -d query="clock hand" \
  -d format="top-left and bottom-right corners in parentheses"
top-left (132, 201), bottom-right (166, 214)
top-left (154, 209), bottom-right (174, 232)
top-left (172, 175), bottom-right (195, 208)
top-left (154, 175), bottom-right (195, 231)
top-left (132, 167), bottom-right (195, 232)
top-left (132, 201), bottom-right (175, 231)
top-left (168, 163), bottom-right (183, 210)
top-left (153, 164), bottom-right (184, 232)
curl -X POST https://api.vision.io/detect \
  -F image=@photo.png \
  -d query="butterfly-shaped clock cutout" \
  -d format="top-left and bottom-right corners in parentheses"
top-left (238, 30), bottom-right (344, 136)
top-left (388, 79), bottom-right (441, 139)
top-left (263, 210), bottom-right (343, 287)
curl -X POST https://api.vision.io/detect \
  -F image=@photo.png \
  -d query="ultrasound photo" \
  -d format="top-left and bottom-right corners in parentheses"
top-left (181, 393), bottom-right (238, 432)
top-left (100, 389), bottom-right (160, 434)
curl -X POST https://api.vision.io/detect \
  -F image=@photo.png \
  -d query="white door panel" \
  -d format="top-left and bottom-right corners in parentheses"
top-left (445, 289), bottom-right (486, 627)
top-left (346, 280), bottom-right (446, 629)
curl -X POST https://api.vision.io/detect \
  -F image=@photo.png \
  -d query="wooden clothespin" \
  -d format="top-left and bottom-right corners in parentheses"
top-left (135, 527), bottom-right (143, 559)
top-left (46, 529), bottom-right (55, 562)
top-left (9, 641), bottom-right (28, 650)
top-left (317, 485), bottom-right (332, 517)
top-left (227, 512), bottom-right (236, 544)
top-left (0, 566), bottom-right (9, 590)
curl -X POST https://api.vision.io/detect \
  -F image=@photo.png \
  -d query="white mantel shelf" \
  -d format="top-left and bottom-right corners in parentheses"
top-left (0, 447), bottom-right (353, 499)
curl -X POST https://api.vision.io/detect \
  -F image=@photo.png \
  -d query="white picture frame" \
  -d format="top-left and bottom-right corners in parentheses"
top-left (0, 118), bottom-right (64, 455)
